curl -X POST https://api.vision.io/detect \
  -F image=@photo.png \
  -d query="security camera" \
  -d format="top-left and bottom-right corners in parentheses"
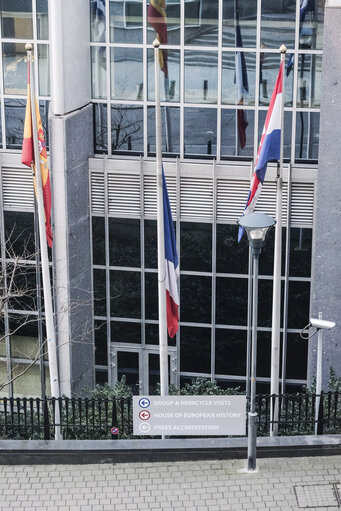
top-left (310, 318), bottom-right (336, 330)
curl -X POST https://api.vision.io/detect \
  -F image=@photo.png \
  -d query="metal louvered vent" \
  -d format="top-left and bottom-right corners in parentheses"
top-left (91, 172), bottom-right (105, 214)
top-left (217, 179), bottom-right (250, 221)
top-left (107, 174), bottom-right (140, 216)
top-left (291, 183), bottom-right (314, 225)
top-left (254, 181), bottom-right (288, 222)
top-left (2, 167), bottom-right (34, 210)
top-left (181, 177), bottom-right (213, 219)
top-left (144, 174), bottom-right (176, 217)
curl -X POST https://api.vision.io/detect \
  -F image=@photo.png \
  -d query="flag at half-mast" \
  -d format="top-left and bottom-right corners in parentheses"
top-left (163, 169), bottom-right (179, 338)
top-left (238, 61), bottom-right (283, 242)
top-left (148, 0), bottom-right (168, 77)
top-left (235, 1), bottom-right (249, 149)
top-left (22, 64), bottom-right (53, 248)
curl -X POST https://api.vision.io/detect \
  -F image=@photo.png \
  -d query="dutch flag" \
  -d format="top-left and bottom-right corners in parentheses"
top-left (238, 61), bottom-right (283, 242)
top-left (163, 169), bottom-right (179, 338)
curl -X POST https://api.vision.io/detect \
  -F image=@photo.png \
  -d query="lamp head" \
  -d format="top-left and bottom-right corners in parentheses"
top-left (237, 212), bottom-right (276, 255)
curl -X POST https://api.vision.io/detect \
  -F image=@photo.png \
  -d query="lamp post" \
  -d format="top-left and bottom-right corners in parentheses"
top-left (237, 212), bottom-right (276, 471)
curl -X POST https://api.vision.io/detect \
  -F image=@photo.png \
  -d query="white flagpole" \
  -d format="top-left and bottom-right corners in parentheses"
top-left (26, 44), bottom-right (62, 440)
top-left (270, 44), bottom-right (287, 436)
top-left (154, 39), bottom-right (169, 396)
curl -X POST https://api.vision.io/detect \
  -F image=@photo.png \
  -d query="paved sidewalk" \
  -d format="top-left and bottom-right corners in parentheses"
top-left (1, 455), bottom-right (341, 510)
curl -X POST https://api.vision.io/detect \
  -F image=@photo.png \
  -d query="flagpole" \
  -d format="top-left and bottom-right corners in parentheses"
top-left (26, 44), bottom-right (62, 440)
top-left (154, 39), bottom-right (169, 396)
top-left (270, 44), bottom-right (287, 437)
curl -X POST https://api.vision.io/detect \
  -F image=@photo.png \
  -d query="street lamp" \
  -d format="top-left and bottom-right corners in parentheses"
top-left (237, 212), bottom-right (276, 471)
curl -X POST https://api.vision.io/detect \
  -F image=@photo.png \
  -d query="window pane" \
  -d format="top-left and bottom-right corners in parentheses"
top-left (3, 43), bottom-right (27, 95)
top-left (111, 105), bottom-right (143, 153)
top-left (289, 228), bottom-right (312, 278)
top-left (257, 279), bottom-right (273, 328)
top-left (180, 275), bottom-right (212, 324)
top-left (4, 211), bottom-right (35, 257)
top-left (296, 54), bottom-right (322, 108)
top-left (117, 351), bottom-right (139, 390)
top-left (256, 331), bottom-right (271, 378)
top-left (39, 100), bottom-right (49, 150)
top-left (185, 51), bottom-right (218, 104)
top-left (145, 272), bottom-right (158, 320)
top-left (216, 224), bottom-right (248, 275)
top-left (110, 270), bottom-right (141, 318)
top-left (295, 111), bottom-right (319, 161)
top-left (258, 110), bottom-right (292, 160)
top-left (287, 280), bottom-right (310, 330)
top-left (223, 0), bottom-right (257, 47)
top-left (222, 52), bottom-right (256, 106)
top-left (111, 47), bottom-right (143, 100)
top-left (184, 0), bottom-right (218, 46)
top-left (110, 0), bottom-right (143, 44)
top-left (1, 1), bottom-right (33, 39)
top-left (91, 47), bottom-right (107, 99)
top-left (215, 329), bottom-right (247, 377)
top-left (285, 332), bottom-right (308, 380)
top-left (94, 103), bottom-right (108, 153)
top-left (180, 222), bottom-right (212, 272)
top-left (258, 228), bottom-right (286, 277)
top-left (259, 53), bottom-right (293, 107)
top-left (93, 269), bottom-right (106, 316)
top-left (95, 320), bottom-right (107, 365)
top-left (96, 369), bottom-right (108, 385)
top-left (147, 0), bottom-right (180, 45)
top-left (7, 263), bottom-right (36, 311)
top-left (5, 99), bottom-right (25, 149)
top-left (37, 0), bottom-right (48, 39)
top-left (38, 44), bottom-right (49, 96)
top-left (13, 364), bottom-right (41, 398)
top-left (109, 218), bottom-right (140, 267)
top-left (216, 277), bottom-right (248, 326)
top-left (180, 326), bottom-right (211, 373)
top-left (147, 49), bottom-right (180, 102)
top-left (9, 315), bottom-right (38, 359)
top-left (299, 1), bottom-right (325, 50)
top-left (221, 108), bottom-right (254, 158)
top-left (144, 220), bottom-right (157, 269)
top-left (90, 0), bottom-right (106, 42)
top-left (147, 106), bottom-right (180, 155)
top-left (145, 323), bottom-right (176, 347)
top-left (111, 321), bottom-right (141, 344)
top-left (92, 216), bottom-right (105, 266)
top-left (184, 108), bottom-right (217, 156)
top-left (261, 1), bottom-right (296, 49)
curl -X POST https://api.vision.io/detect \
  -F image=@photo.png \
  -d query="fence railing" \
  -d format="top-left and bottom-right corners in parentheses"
top-left (0, 392), bottom-right (340, 440)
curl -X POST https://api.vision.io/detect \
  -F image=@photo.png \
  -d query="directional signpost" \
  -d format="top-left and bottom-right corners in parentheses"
top-left (133, 395), bottom-right (246, 436)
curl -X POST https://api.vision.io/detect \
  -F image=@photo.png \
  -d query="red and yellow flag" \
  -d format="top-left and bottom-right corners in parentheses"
top-left (148, 0), bottom-right (168, 77)
top-left (22, 65), bottom-right (53, 248)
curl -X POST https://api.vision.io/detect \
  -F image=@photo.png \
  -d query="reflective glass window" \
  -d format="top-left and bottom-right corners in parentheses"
top-left (222, 0), bottom-right (257, 47)
top-left (296, 54), bottom-right (322, 108)
top-left (221, 108), bottom-right (254, 158)
top-left (9, 315), bottom-right (38, 359)
top-left (180, 222), bottom-right (212, 272)
top-left (111, 47), bottom-right (143, 101)
top-left (117, 351), bottom-right (139, 389)
top-left (257, 279), bottom-right (276, 328)
top-left (110, 0), bottom-right (143, 44)
top-left (145, 272), bottom-right (158, 320)
top-left (216, 277), bottom-right (248, 326)
top-left (184, 0), bottom-right (218, 46)
top-left (37, 0), bottom-right (48, 39)
top-left (287, 280), bottom-right (310, 330)
top-left (258, 110), bottom-right (292, 160)
top-left (95, 369), bottom-right (108, 385)
top-left (110, 270), bottom-right (141, 318)
top-left (38, 44), bottom-right (49, 96)
top-left (299, 0), bottom-right (325, 50)
top-left (222, 52), bottom-right (256, 106)
top-left (4, 211), bottom-right (35, 257)
top-left (145, 323), bottom-right (176, 347)
top-left (5, 99), bottom-right (25, 149)
top-left (215, 329), bottom-right (246, 377)
top-left (147, 106), bottom-right (180, 155)
top-left (256, 331), bottom-right (271, 378)
top-left (90, 0), bottom-right (106, 42)
top-left (259, 53), bottom-right (293, 107)
top-left (3, 43), bottom-right (27, 95)
top-left (109, 218), bottom-right (140, 267)
top-left (258, 228), bottom-right (286, 277)
top-left (93, 268), bottom-right (106, 316)
top-left (216, 224), bottom-right (248, 275)
top-left (289, 228), bottom-right (312, 278)
top-left (111, 321), bottom-right (141, 344)
top-left (295, 111), bottom-right (319, 160)
top-left (184, 108), bottom-right (217, 156)
top-left (7, 263), bottom-right (36, 311)
top-left (147, 49), bottom-right (180, 103)
top-left (91, 47), bottom-right (107, 99)
top-left (261, 1), bottom-right (296, 49)
top-left (13, 364), bottom-right (41, 398)
top-left (144, 220), bottom-right (157, 269)
top-left (147, 0), bottom-right (180, 45)
top-left (39, 100), bottom-right (49, 150)
top-left (180, 275), bottom-right (212, 324)
top-left (111, 104), bottom-right (143, 153)
top-left (180, 326), bottom-right (211, 373)
top-left (185, 51), bottom-right (218, 104)
top-left (95, 320), bottom-right (107, 365)
top-left (285, 332), bottom-right (308, 380)
top-left (94, 103), bottom-right (108, 153)
top-left (92, 216), bottom-right (106, 266)
top-left (1, 0), bottom-right (33, 39)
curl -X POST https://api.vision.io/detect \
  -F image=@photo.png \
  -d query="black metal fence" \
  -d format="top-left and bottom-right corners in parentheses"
top-left (0, 392), bottom-right (340, 440)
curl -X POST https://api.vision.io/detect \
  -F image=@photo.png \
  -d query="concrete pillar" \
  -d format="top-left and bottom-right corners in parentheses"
top-left (309, 0), bottom-right (341, 388)
top-left (48, 0), bottom-right (94, 395)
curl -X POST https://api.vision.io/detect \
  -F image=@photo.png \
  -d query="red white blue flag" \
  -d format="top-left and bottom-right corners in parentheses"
top-left (238, 61), bottom-right (283, 242)
top-left (235, 2), bottom-right (249, 149)
top-left (163, 169), bottom-right (179, 338)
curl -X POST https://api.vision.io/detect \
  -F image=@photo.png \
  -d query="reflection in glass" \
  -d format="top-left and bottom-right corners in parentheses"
top-left (38, 45), bottom-right (49, 96)
top-left (144, 220), bottom-right (157, 269)
top-left (259, 53), bottom-right (293, 107)
top-left (111, 47), bottom-right (143, 100)
top-left (94, 103), bottom-right (108, 153)
top-left (258, 110), bottom-right (292, 160)
top-left (222, 52), bottom-right (255, 106)
top-left (8, 264), bottom-right (36, 311)
top-left (147, 49), bottom-right (180, 102)
top-left (261, 1), bottom-right (296, 49)
top-left (5, 99), bottom-right (25, 149)
top-left (111, 105), bottom-right (143, 153)
top-left (9, 316), bottom-right (38, 359)
top-left (185, 51), bottom-right (218, 104)
top-left (287, 280), bottom-right (310, 329)
top-left (180, 275), bottom-right (212, 324)
top-left (180, 222), bottom-right (212, 272)
top-left (90, 0), bottom-right (106, 42)
top-left (256, 331), bottom-right (271, 378)
top-left (289, 228), bottom-right (312, 278)
top-left (95, 320), bottom-right (107, 365)
top-left (37, 0), bottom-right (49, 39)
top-left (4, 211), bottom-right (35, 257)
top-left (111, 321), bottom-right (141, 344)
top-left (221, 109), bottom-right (254, 158)
top-left (216, 224), bottom-right (248, 274)
top-left (184, 108), bottom-right (217, 156)
top-left (216, 277), bottom-right (248, 326)
top-left (147, 106), bottom-right (180, 155)
top-left (147, 0), bottom-right (180, 45)
top-left (145, 272), bottom-right (158, 320)
top-left (39, 100), bottom-right (49, 150)
top-left (145, 323), bottom-right (176, 347)
top-left (285, 332), bottom-right (308, 379)
top-left (299, 0), bottom-right (325, 50)
top-left (180, 326), bottom-right (211, 373)
top-left (93, 269), bottom-right (106, 316)
top-left (1, 0), bottom-right (33, 39)
top-left (117, 351), bottom-right (139, 390)
top-left (92, 216), bottom-right (106, 265)
top-left (13, 364), bottom-right (41, 398)
top-left (222, 0), bottom-right (257, 47)
top-left (258, 227), bottom-right (286, 277)
top-left (3, 43), bottom-right (27, 95)
top-left (110, 270), bottom-right (141, 318)
top-left (91, 47), bottom-right (107, 99)
top-left (215, 329), bottom-right (246, 376)
top-left (109, 218), bottom-right (140, 267)
top-left (110, 0), bottom-right (143, 44)
top-left (296, 54), bottom-right (322, 108)
top-left (95, 369), bottom-right (108, 385)
top-left (184, 0), bottom-right (218, 46)
top-left (295, 111), bottom-right (319, 160)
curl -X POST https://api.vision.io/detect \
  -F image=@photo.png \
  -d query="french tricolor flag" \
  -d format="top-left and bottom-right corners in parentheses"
top-left (163, 169), bottom-right (179, 338)
top-left (238, 61), bottom-right (283, 242)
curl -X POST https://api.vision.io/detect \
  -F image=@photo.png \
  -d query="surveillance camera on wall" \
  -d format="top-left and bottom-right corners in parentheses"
top-left (310, 318), bottom-right (336, 330)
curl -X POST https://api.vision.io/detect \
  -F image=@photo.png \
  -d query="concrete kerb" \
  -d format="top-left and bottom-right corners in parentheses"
top-left (0, 434), bottom-right (340, 465)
